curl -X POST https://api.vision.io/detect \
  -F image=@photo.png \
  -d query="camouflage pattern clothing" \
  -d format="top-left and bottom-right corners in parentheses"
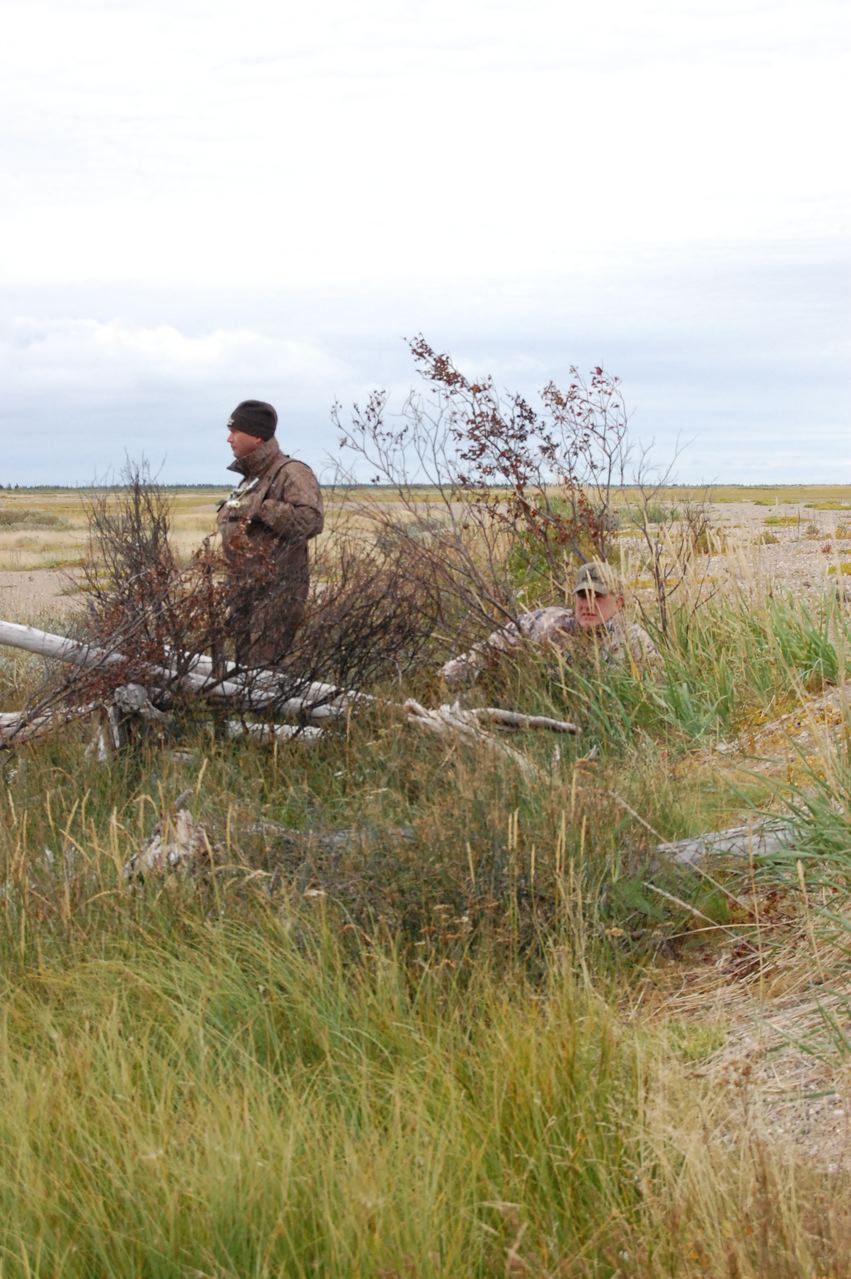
top-left (441, 606), bottom-right (659, 691)
top-left (217, 437), bottom-right (324, 667)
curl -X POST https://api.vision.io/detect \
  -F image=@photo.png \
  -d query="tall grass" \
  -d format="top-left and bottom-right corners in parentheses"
top-left (1, 562), bottom-right (850, 1271)
top-left (0, 908), bottom-right (847, 1278)
top-left (486, 586), bottom-right (851, 757)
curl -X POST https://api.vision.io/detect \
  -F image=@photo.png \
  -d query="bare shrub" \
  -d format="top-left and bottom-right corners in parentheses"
top-left (11, 460), bottom-right (444, 738)
top-left (335, 337), bottom-right (635, 659)
top-left (282, 528), bottom-right (443, 693)
top-left (78, 462), bottom-right (216, 674)
top-left (624, 462), bottom-right (717, 641)
top-left (632, 505), bottom-right (714, 639)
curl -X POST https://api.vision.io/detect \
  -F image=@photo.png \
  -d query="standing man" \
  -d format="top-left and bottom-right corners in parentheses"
top-left (217, 400), bottom-right (324, 668)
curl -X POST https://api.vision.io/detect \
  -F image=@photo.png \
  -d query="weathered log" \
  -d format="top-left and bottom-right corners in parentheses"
top-left (1, 621), bottom-right (568, 771)
top-left (0, 702), bottom-right (100, 746)
top-left (0, 620), bottom-right (344, 720)
top-left (1, 702), bottom-right (320, 753)
top-left (463, 707), bottom-right (579, 734)
top-left (403, 700), bottom-right (541, 775)
top-left (657, 820), bottom-right (796, 867)
top-left (112, 682), bottom-right (173, 724)
top-left (167, 648), bottom-right (367, 711)
top-left (2, 622), bottom-right (579, 732)
top-left (123, 809), bottom-right (417, 884)
top-left (124, 808), bottom-right (210, 881)
top-left (224, 720), bottom-right (323, 742)
top-left (0, 619), bottom-right (118, 669)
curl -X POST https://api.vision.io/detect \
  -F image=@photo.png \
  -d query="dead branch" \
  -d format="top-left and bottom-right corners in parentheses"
top-left (463, 707), bottom-right (579, 734)
top-left (403, 699), bottom-right (542, 775)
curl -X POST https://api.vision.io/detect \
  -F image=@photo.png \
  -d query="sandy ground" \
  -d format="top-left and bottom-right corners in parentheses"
top-left (0, 501), bottom-right (849, 626)
top-left (0, 569), bottom-right (84, 622)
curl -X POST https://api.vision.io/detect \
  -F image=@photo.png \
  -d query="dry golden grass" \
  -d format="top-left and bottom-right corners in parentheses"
top-left (3, 482), bottom-right (851, 570)
top-left (0, 481), bottom-right (850, 1274)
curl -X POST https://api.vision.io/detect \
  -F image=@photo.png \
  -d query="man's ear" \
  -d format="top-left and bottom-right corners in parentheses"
top-left (615, 593), bottom-right (625, 610)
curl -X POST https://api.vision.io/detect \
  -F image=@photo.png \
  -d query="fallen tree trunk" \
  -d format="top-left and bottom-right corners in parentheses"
top-left (1, 623), bottom-right (580, 731)
top-left (0, 702), bottom-right (100, 746)
top-left (166, 648), bottom-right (366, 712)
top-left (656, 820), bottom-right (797, 867)
top-left (0, 620), bottom-right (346, 720)
top-left (0, 620), bottom-right (577, 769)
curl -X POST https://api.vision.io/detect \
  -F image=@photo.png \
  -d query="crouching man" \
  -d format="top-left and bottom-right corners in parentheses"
top-left (441, 560), bottom-right (659, 691)
top-left (217, 400), bottom-right (324, 669)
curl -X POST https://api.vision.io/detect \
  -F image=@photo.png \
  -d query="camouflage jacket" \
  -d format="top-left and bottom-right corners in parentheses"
top-left (216, 438), bottom-right (324, 663)
top-left (441, 606), bottom-right (659, 690)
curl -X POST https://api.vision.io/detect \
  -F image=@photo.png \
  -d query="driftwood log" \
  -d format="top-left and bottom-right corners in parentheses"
top-left (0, 620), bottom-right (350, 720)
top-left (0, 702), bottom-right (100, 746)
top-left (656, 820), bottom-right (797, 867)
top-left (0, 620), bottom-right (579, 767)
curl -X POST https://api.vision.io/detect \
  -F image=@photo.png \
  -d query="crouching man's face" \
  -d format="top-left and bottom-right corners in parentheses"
top-left (574, 588), bottom-right (624, 631)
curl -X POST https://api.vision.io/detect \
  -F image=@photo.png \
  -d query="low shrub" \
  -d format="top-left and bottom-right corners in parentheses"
top-left (0, 510), bottom-right (70, 529)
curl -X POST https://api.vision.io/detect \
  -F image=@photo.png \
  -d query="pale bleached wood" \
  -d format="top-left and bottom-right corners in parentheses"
top-left (224, 720), bottom-right (323, 742)
top-left (463, 707), bottom-right (580, 734)
top-left (112, 683), bottom-right (173, 724)
top-left (656, 821), bottom-right (796, 867)
top-left (123, 808), bottom-right (209, 881)
top-left (167, 648), bottom-right (367, 710)
top-left (0, 702), bottom-right (100, 746)
top-left (403, 700), bottom-right (539, 776)
top-left (0, 621), bottom-right (565, 771)
top-left (0, 620), bottom-right (344, 720)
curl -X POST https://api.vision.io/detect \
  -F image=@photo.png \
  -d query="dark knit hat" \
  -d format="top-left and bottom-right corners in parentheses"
top-left (227, 400), bottom-right (278, 440)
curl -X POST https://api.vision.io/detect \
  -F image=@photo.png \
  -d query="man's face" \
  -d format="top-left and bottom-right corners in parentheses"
top-left (574, 588), bottom-right (623, 631)
top-left (228, 427), bottom-right (263, 459)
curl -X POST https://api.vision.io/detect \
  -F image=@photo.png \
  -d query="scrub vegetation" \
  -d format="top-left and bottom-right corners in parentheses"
top-left (1, 579), bottom-right (850, 1277)
top-left (0, 357), bottom-right (849, 1276)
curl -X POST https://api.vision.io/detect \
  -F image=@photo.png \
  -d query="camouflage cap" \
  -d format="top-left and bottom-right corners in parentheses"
top-left (573, 560), bottom-right (622, 596)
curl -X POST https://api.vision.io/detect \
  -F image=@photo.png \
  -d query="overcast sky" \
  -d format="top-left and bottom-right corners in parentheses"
top-left (2, 0), bottom-right (849, 485)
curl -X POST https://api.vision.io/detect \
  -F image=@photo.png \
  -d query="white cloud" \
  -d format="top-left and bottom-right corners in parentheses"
top-left (2, 0), bottom-right (848, 286)
top-left (1, 317), bottom-right (349, 391)
top-left (1, 1), bottom-right (848, 482)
